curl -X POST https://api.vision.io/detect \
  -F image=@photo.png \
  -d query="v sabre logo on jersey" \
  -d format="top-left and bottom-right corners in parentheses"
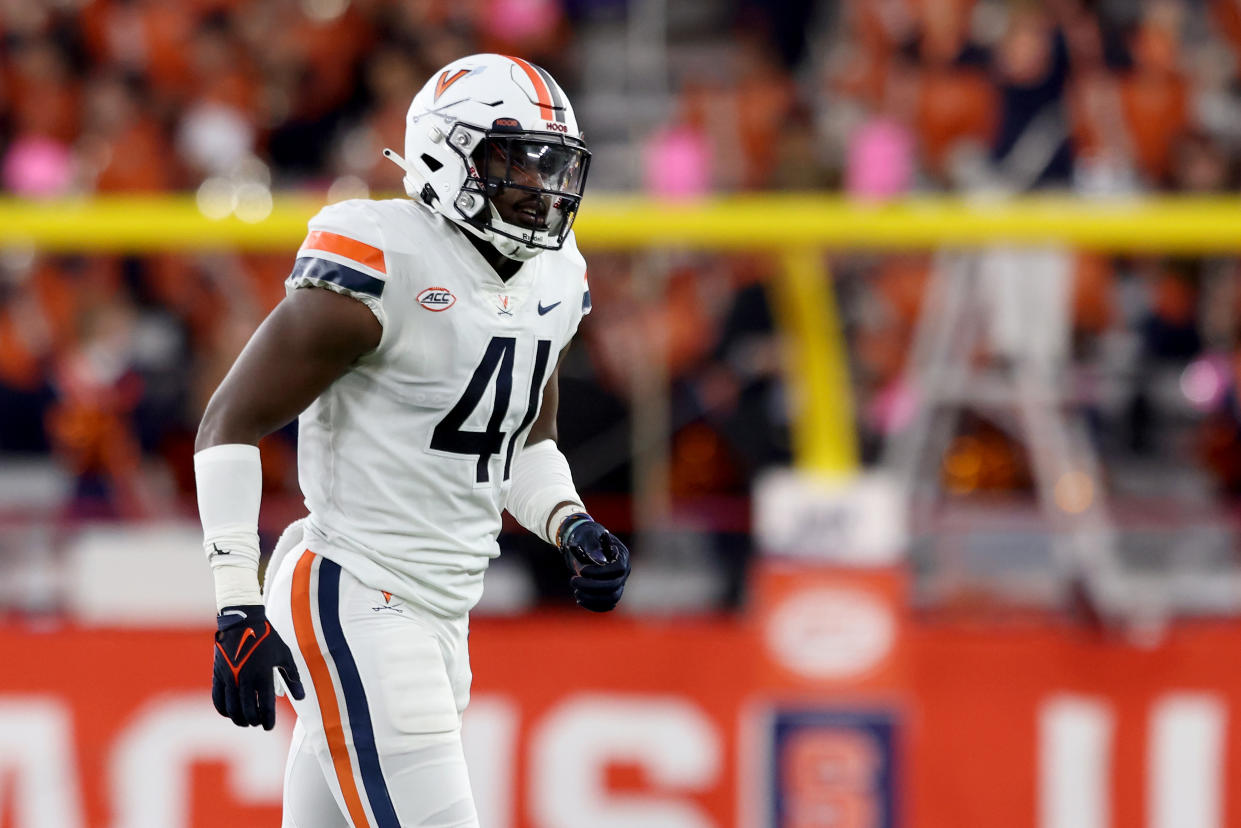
top-left (371, 590), bottom-right (404, 613)
top-left (494, 293), bottom-right (519, 316)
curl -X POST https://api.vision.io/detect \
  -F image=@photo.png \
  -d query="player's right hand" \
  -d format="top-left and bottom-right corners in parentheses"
top-left (212, 605), bottom-right (305, 730)
top-left (557, 514), bottom-right (630, 612)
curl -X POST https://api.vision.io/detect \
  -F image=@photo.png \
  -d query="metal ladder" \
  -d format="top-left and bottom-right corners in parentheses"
top-left (877, 248), bottom-right (1187, 624)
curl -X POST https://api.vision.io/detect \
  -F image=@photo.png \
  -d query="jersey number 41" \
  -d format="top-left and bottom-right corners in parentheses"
top-left (431, 336), bottom-right (553, 484)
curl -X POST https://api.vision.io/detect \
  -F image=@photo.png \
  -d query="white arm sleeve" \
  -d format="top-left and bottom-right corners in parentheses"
top-left (506, 439), bottom-right (585, 546)
top-left (195, 443), bottom-right (264, 609)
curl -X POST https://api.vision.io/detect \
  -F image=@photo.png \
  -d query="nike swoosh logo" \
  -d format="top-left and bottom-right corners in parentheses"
top-left (233, 627), bottom-right (257, 661)
top-left (211, 543), bottom-right (231, 556)
top-left (217, 622), bottom-right (272, 679)
top-left (220, 609), bottom-right (247, 619)
top-left (537, 301), bottom-right (561, 315)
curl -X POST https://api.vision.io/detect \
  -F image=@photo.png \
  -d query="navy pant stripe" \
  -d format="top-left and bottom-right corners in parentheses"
top-left (317, 559), bottom-right (401, 828)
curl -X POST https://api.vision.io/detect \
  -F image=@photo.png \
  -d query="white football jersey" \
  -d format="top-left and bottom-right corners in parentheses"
top-left (285, 198), bottom-right (590, 617)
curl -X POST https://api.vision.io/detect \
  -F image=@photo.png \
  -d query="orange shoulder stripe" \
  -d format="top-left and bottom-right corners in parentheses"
top-left (291, 551), bottom-right (372, 828)
top-left (302, 230), bottom-right (386, 275)
top-left (505, 55), bottom-right (555, 120)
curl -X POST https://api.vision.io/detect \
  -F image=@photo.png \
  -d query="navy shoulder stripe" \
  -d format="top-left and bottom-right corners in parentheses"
top-left (291, 256), bottom-right (385, 298)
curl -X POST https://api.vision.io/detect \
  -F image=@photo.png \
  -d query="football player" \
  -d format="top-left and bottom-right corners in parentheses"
top-left (195, 54), bottom-right (630, 827)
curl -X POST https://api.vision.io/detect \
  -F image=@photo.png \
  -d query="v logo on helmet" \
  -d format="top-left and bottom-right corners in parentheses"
top-left (435, 69), bottom-right (470, 101)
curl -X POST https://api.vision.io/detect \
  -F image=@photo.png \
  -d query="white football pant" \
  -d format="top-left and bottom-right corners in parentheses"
top-left (266, 541), bottom-right (479, 828)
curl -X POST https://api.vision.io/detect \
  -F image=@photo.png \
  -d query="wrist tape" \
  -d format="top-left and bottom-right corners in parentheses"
top-left (506, 439), bottom-right (584, 545)
top-left (195, 443), bottom-right (263, 609)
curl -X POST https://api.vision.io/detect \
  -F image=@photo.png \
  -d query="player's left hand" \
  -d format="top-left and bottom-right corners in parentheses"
top-left (557, 514), bottom-right (630, 612)
top-left (212, 604), bottom-right (305, 730)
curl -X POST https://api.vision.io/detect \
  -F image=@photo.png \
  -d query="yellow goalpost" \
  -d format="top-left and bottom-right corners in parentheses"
top-left (4, 194), bottom-right (1240, 477)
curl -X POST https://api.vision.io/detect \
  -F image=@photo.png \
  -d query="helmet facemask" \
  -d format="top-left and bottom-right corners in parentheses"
top-left (446, 123), bottom-right (591, 260)
top-left (388, 54), bottom-right (592, 262)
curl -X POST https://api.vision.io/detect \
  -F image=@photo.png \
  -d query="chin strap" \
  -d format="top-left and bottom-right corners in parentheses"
top-left (499, 239), bottom-right (544, 262)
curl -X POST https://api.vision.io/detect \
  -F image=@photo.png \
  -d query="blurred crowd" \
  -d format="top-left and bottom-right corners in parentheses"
top-left (0, 0), bottom-right (588, 197)
top-left (0, 0), bottom-right (590, 520)
top-left (6, 0), bottom-right (1241, 197)
top-left (639, 0), bottom-right (1241, 510)
top-left (649, 0), bottom-right (1241, 197)
top-left (2, 0), bottom-right (1241, 583)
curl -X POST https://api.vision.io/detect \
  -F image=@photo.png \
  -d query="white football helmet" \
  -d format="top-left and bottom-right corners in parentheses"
top-left (384, 53), bottom-right (591, 261)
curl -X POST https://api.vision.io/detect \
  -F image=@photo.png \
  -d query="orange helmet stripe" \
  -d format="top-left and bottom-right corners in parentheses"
top-left (505, 55), bottom-right (556, 121)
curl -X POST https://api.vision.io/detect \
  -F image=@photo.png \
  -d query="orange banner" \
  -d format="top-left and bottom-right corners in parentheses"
top-left (4, 568), bottom-right (1241, 827)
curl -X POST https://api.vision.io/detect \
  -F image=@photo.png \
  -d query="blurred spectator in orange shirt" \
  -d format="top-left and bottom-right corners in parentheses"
top-left (175, 13), bottom-right (259, 180)
top-left (1170, 129), bottom-right (1236, 193)
top-left (1120, 2), bottom-right (1190, 186)
top-left (904, 0), bottom-right (995, 184)
top-left (734, 34), bottom-right (798, 189)
top-left (77, 73), bottom-right (179, 192)
top-left (80, 0), bottom-right (195, 101)
top-left (334, 45), bottom-right (421, 193)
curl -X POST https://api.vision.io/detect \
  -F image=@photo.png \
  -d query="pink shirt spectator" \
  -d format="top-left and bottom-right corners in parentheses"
top-left (845, 118), bottom-right (914, 200)
top-left (2, 136), bottom-right (75, 197)
top-left (643, 124), bottom-right (712, 199)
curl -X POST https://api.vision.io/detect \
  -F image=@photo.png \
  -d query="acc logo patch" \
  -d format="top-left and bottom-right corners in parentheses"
top-left (418, 287), bottom-right (456, 312)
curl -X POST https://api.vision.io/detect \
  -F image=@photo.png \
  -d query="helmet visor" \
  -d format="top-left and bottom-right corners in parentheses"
top-left (471, 133), bottom-right (588, 235)
top-left (482, 137), bottom-right (589, 197)
top-left (456, 127), bottom-right (592, 251)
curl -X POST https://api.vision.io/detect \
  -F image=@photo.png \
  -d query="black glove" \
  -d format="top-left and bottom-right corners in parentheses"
top-left (212, 604), bottom-right (305, 730)
top-left (557, 513), bottom-right (630, 612)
